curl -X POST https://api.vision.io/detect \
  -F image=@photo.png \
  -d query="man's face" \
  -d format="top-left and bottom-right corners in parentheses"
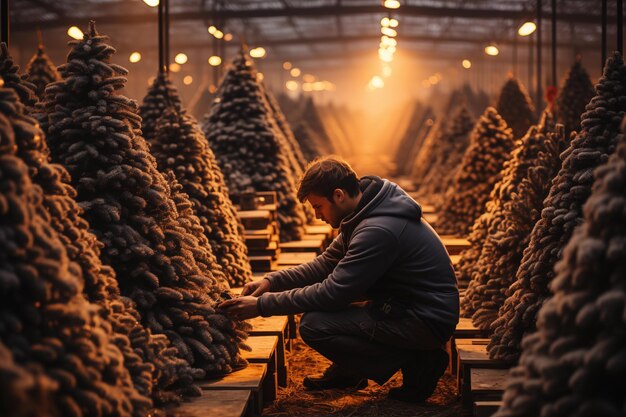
top-left (306, 192), bottom-right (346, 228)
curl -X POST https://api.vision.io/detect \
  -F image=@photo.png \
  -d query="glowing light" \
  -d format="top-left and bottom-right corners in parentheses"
top-left (208, 26), bottom-right (217, 34)
top-left (324, 81), bottom-right (336, 91)
top-left (370, 75), bottom-right (384, 89)
top-left (290, 68), bottom-right (301, 77)
top-left (485, 44), bottom-right (499, 56)
top-left (378, 50), bottom-right (394, 63)
top-left (518, 21), bottom-right (537, 36)
top-left (389, 18), bottom-right (399, 28)
top-left (147, 76), bottom-right (156, 86)
top-left (429, 75), bottom-right (439, 84)
top-left (381, 27), bottom-right (397, 37)
top-left (67, 26), bottom-right (84, 40)
top-left (169, 63), bottom-right (181, 73)
top-left (224, 33), bottom-right (233, 41)
top-left (286, 80), bottom-right (299, 91)
top-left (283, 62), bottom-right (292, 70)
top-left (303, 74), bottom-right (315, 83)
top-left (208, 56), bottom-right (222, 66)
top-left (384, 0), bottom-right (401, 9)
top-left (257, 72), bottom-right (264, 81)
top-left (302, 83), bottom-right (313, 92)
top-left (129, 52), bottom-right (142, 63)
top-left (208, 84), bottom-right (217, 94)
top-left (381, 17), bottom-right (390, 27)
top-left (462, 59), bottom-right (472, 69)
top-left (250, 47), bottom-right (266, 58)
top-left (174, 53), bottom-right (188, 65)
top-left (214, 30), bottom-right (224, 39)
top-left (382, 66), bottom-right (392, 77)
top-left (143, 0), bottom-right (159, 6)
top-left (381, 36), bottom-right (397, 47)
top-left (183, 76), bottom-right (193, 85)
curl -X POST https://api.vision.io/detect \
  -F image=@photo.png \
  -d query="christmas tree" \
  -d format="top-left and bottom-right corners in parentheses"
top-left (419, 106), bottom-right (475, 202)
top-left (25, 43), bottom-right (61, 101)
top-left (493, 115), bottom-right (626, 417)
top-left (1, 41), bottom-right (191, 403)
top-left (436, 107), bottom-right (515, 236)
top-left (0, 43), bottom-right (38, 111)
top-left (554, 60), bottom-right (595, 136)
top-left (292, 118), bottom-right (325, 162)
top-left (462, 119), bottom-right (565, 332)
top-left (300, 95), bottom-right (334, 155)
top-left (487, 52), bottom-right (626, 363)
top-left (202, 51), bottom-right (306, 242)
top-left (497, 77), bottom-right (536, 139)
top-left (139, 72), bottom-right (182, 144)
top-left (43, 21), bottom-right (248, 378)
top-left (0, 85), bottom-right (146, 417)
top-left (151, 108), bottom-right (253, 287)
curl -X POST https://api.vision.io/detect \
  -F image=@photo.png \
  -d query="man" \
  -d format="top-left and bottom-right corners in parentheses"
top-left (219, 157), bottom-right (459, 403)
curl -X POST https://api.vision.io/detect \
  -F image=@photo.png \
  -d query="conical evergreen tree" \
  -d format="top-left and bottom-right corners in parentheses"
top-left (463, 120), bottom-right (566, 332)
top-left (436, 107), bottom-right (515, 236)
top-left (419, 107), bottom-right (475, 201)
top-left (25, 44), bottom-right (61, 101)
top-left (292, 118), bottom-right (324, 162)
top-left (202, 51), bottom-right (306, 242)
top-left (554, 60), bottom-right (595, 136)
top-left (139, 72), bottom-right (182, 144)
top-left (497, 77), bottom-right (536, 139)
top-left (301, 95), bottom-right (334, 154)
top-left (43, 21), bottom-right (248, 378)
top-left (0, 85), bottom-right (146, 417)
top-left (493, 118), bottom-right (626, 417)
top-left (0, 43), bottom-right (38, 111)
top-left (2, 47), bottom-right (194, 404)
top-left (487, 52), bottom-right (626, 363)
top-left (151, 108), bottom-right (253, 287)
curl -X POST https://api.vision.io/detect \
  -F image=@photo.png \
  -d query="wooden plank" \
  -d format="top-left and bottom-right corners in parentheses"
top-left (244, 226), bottom-right (274, 237)
top-left (242, 336), bottom-right (279, 403)
top-left (458, 345), bottom-right (508, 368)
top-left (423, 213), bottom-right (438, 224)
top-left (441, 237), bottom-right (471, 256)
top-left (248, 316), bottom-right (289, 388)
top-left (238, 210), bottom-right (272, 230)
top-left (470, 368), bottom-right (508, 395)
top-left (248, 241), bottom-right (279, 258)
top-left (304, 224), bottom-right (333, 236)
top-left (474, 401), bottom-right (503, 417)
top-left (200, 364), bottom-right (267, 415)
top-left (248, 256), bottom-right (277, 272)
top-left (278, 252), bottom-right (317, 265)
top-left (175, 390), bottom-right (251, 417)
top-left (245, 235), bottom-right (271, 249)
top-left (421, 204), bottom-right (436, 214)
top-left (455, 317), bottom-right (485, 338)
top-left (455, 338), bottom-right (490, 345)
top-left (280, 239), bottom-right (324, 255)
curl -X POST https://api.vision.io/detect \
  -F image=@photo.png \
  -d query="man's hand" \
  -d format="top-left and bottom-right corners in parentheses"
top-left (218, 296), bottom-right (260, 320)
top-left (241, 278), bottom-right (271, 296)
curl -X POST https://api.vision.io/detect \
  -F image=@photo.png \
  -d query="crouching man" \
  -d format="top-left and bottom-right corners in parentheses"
top-left (219, 157), bottom-right (459, 403)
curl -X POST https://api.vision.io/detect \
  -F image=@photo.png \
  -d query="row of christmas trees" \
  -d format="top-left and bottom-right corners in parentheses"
top-left (412, 51), bottom-right (625, 414)
top-left (0, 20), bottom-right (337, 416)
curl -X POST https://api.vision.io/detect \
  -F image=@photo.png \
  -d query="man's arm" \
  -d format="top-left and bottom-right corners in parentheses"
top-left (263, 234), bottom-right (345, 292)
top-left (257, 226), bottom-right (398, 316)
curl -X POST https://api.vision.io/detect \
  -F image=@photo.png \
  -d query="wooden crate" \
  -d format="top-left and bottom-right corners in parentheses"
top-left (248, 315), bottom-right (290, 387)
top-left (458, 345), bottom-right (509, 407)
top-left (238, 210), bottom-right (272, 230)
top-left (470, 368), bottom-right (508, 405)
top-left (455, 317), bottom-right (486, 338)
top-left (242, 336), bottom-right (279, 403)
top-left (279, 239), bottom-right (325, 255)
top-left (200, 364), bottom-right (267, 416)
top-left (248, 240), bottom-right (279, 258)
top-left (248, 256), bottom-right (277, 273)
top-left (174, 390), bottom-right (252, 417)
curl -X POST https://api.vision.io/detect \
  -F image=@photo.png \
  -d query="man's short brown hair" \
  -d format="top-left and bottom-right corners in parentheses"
top-left (297, 156), bottom-right (360, 202)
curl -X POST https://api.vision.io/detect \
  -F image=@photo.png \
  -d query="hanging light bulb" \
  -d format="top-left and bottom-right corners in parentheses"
top-left (370, 75), bottom-right (384, 89)
top-left (302, 74), bottom-right (316, 83)
top-left (286, 80), bottom-right (299, 91)
top-left (283, 62), bottom-right (292, 70)
top-left (169, 63), bottom-right (181, 73)
top-left (381, 27), bottom-right (397, 37)
top-left (462, 59), bottom-right (472, 69)
top-left (129, 52), bottom-right (142, 63)
top-left (389, 18), bottom-right (399, 28)
top-left (381, 17), bottom-right (390, 27)
top-left (214, 30), bottom-right (224, 39)
top-left (290, 68), bottom-right (301, 77)
top-left (518, 21), bottom-right (537, 36)
top-left (224, 33), bottom-right (233, 41)
top-left (67, 26), bottom-right (84, 40)
top-left (174, 53), bottom-right (188, 65)
top-left (485, 44), bottom-right (499, 56)
top-left (143, 0), bottom-right (159, 7)
top-left (208, 56), bottom-right (222, 66)
top-left (208, 26), bottom-right (217, 34)
top-left (383, 0), bottom-right (401, 9)
top-left (250, 47), bottom-right (266, 58)
top-left (183, 76), bottom-right (193, 85)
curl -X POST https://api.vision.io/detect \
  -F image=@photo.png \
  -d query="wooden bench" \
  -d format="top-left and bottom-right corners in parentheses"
top-left (277, 252), bottom-right (317, 266)
top-left (458, 345), bottom-right (509, 407)
top-left (200, 364), bottom-right (267, 416)
top-left (450, 338), bottom-right (489, 375)
top-left (242, 336), bottom-right (279, 403)
top-left (174, 389), bottom-right (253, 417)
top-left (279, 239), bottom-right (325, 255)
top-left (470, 368), bottom-right (508, 405)
top-left (248, 316), bottom-right (289, 387)
top-left (238, 210), bottom-right (272, 230)
top-left (474, 401), bottom-right (504, 417)
top-left (441, 237), bottom-right (471, 255)
top-left (455, 317), bottom-right (486, 338)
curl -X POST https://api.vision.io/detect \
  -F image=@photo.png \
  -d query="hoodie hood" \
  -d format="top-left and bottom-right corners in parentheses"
top-left (340, 176), bottom-right (422, 244)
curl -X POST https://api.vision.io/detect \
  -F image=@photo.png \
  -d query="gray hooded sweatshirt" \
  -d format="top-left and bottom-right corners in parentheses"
top-left (257, 176), bottom-right (459, 343)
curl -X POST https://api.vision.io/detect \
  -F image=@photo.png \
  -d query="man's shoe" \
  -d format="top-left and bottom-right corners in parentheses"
top-left (389, 348), bottom-right (449, 403)
top-left (303, 363), bottom-right (368, 390)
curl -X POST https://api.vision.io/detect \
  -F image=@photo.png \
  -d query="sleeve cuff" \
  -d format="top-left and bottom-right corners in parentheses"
top-left (257, 296), bottom-right (269, 317)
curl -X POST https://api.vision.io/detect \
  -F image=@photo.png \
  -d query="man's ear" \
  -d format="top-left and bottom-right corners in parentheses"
top-left (332, 188), bottom-right (345, 203)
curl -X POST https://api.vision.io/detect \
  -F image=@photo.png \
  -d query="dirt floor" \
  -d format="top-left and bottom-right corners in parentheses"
top-left (263, 338), bottom-right (468, 417)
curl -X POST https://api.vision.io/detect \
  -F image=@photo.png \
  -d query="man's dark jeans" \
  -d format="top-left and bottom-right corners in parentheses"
top-left (299, 304), bottom-right (442, 385)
